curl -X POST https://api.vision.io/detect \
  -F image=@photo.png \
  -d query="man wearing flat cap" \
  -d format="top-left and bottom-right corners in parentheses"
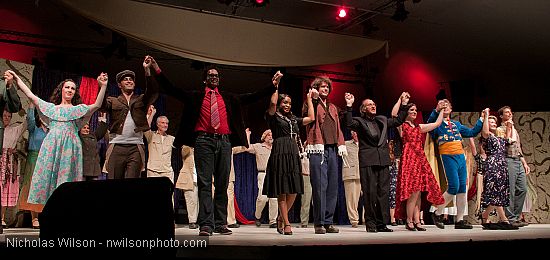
top-left (101, 56), bottom-right (159, 179)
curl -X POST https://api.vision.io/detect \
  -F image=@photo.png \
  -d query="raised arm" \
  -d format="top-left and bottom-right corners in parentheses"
top-left (427, 100), bottom-right (446, 123)
top-left (94, 112), bottom-right (108, 140)
top-left (458, 111), bottom-right (484, 138)
top-left (267, 71), bottom-right (283, 116)
top-left (3, 71), bottom-right (22, 113)
top-left (150, 56), bottom-right (190, 103)
top-left (302, 90), bottom-right (315, 125)
top-left (239, 71), bottom-right (279, 105)
top-left (481, 108), bottom-right (490, 138)
top-left (419, 104), bottom-right (445, 133)
top-left (143, 55), bottom-right (159, 106)
top-left (344, 92), bottom-right (360, 131)
top-left (8, 70), bottom-right (39, 107)
top-left (146, 105), bottom-right (157, 128)
top-left (87, 73), bottom-right (109, 113)
top-left (387, 92), bottom-right (410, 128)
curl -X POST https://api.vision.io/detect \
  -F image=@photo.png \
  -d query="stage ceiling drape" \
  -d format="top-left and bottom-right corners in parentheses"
top-left (59, 0), bottom-right (386, 67)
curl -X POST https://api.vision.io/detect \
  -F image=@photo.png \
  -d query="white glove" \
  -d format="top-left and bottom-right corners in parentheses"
top-left (338, 145), bottom-right (348, 157)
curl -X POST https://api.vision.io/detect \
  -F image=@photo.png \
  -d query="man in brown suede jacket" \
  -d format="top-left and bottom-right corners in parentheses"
top-left (101, 55), bottom-right (159, 179)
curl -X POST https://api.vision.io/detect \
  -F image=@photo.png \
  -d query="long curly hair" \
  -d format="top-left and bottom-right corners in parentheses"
top-left (49, 79), bottom-right (83, 105)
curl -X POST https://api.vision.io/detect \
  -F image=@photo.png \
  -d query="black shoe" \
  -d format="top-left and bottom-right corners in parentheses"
top-left (391, 222), bottom-right (398, 226)
top-left (269, 223), bottom-right (278, 228)
top-left (431, 213), bottom-right (445, 229)
top-left (377, 226), bottom-right (393, 232)
top-left (189, 223), bottom-right (198, 229)
top-left (324, 224), bottom-right (339, 233)
top-left (496, 221), bottom-right (519, 230)
top-left (199, 226), bottom-right (213, 236)
top-left (512, 221), bottom-right (528, 228)
top-left (454, 220), bottom-right (473, 229)
top-left (214, 226), bottom-right (233, 235)
top-left (366, 226), bottom-right (377, 233)
top-left (414, 223), bottom-right (426, 231)
top-left (405, 222), bottom-right (417, 231)
top-left (255, 218), bottom-right (262, 227)
top-left (228, 223), bottom-right (240, 228)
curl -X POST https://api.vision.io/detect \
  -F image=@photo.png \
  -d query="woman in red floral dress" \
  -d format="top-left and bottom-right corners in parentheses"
top-left (394, 103), bottom-right (445, 231)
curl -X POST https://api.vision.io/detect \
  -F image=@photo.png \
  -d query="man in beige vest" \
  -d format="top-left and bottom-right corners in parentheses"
top-left (342, 131), bottom-right (361, 227)
top-left (246, 129), bottom-right (278, 228)
top-left (175, 145), bottom-right (199, 229)
top-left (145, 110), bottom-right (175, 182)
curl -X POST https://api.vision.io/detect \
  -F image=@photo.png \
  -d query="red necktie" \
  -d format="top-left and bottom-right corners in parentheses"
top-left (210, 90), bottom-right (220, 130)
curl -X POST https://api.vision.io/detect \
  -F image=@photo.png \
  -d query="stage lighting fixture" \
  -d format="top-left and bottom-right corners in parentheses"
top-left (338, 8), bottom-right (347, 18)
top-left (252, 0), bottom-right (269, 7)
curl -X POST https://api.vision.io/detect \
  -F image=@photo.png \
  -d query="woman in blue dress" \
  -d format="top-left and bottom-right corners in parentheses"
top-left (8, 70), bottom-right (108, 206)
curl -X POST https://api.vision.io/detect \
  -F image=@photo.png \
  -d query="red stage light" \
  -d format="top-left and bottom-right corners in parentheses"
top-left (338, 8), bottom-right (347, 18)
top-left (256, 0), bottom-right (264, 4)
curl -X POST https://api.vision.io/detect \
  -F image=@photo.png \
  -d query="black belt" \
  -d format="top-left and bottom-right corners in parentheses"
top-left (197, 131), bottom-right (229, 139)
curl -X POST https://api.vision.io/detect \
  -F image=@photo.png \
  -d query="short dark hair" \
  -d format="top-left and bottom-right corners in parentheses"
top-left (202, 65), bottom-right (219, 81)
top-left (498, 106), bottom-right (511, 116)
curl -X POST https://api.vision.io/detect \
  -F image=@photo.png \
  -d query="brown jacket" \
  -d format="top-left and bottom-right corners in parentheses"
top-left (80, 121), bottom-right (108, 177)
top-left (101, 75), bottom-right (159, 134)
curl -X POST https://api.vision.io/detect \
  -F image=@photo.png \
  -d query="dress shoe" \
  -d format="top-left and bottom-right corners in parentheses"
top-left (1, 219), bottom-right (6, 229)
top-left (199, 227), bottom-right (213, 236)
top-left (269, 223), bottom-right (278, 228)
top-left (454, 220), bottom-right (473, 229)
top-left (314, 225), bottom-right (326, 234)
top-left (431, 213), bottom-right (445, 229)
top-left (283, 225), bottom-right (293, 235)
top-left (496, 221), bottom-right (519, 230)
top-left (405, 222), bottom-right (417, 231)
top-left (351, 223), bottom-right (358, 228)
top-left (214, 226), bottom-right (233, 235)
top-left (512, 221), bottom-right (528, 228)
top-left (377, 226), bottom-right (394, 232)
top-left (391, 222), bottom-right (398, 226)
top-left (228, 223), bottom-right (240, 228)
top-left (414, 223), bottom-right (426, 231)
top-left (300, 224), bottom-right (308, 228)
top-left (324, 224), bottom-right (339, 233)
top-left (255, 218), bottom-right (262, 227)
top-left (366, 226), bottom-right (377, 233)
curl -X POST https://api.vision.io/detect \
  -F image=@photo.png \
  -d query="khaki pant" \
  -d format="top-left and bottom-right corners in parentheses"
top-left (255, 172), bottom-right (278, 224)
top-left (227, 181), bottom-right (237, 225)
top-left (146, 170), bottom-right (174, 183)
top-left (184, 184), bottom-right (199, 223)
top-left (344, 179), bottom-right (361, 225)
top-left (300, 175), bottom-right (313, 226)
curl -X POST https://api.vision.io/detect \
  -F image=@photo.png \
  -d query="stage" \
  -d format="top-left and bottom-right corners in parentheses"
top-left (2, 224), bottom-right (550, 258)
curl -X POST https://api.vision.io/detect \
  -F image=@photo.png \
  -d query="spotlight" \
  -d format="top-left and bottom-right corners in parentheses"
top-left (251, 0), bottom-right (269, 7)
top-left (338, 8), bottom-right (347, 18)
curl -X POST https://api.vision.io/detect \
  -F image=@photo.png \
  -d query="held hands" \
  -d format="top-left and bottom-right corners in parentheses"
top-left (97, 73), bottom-right (108, 87)
top-left (338, 145), bottom-right (348, 157)
top-left (272, 70), bottom-right (283, 88)
top-left (310, 88), bottom-right (320, 99)
top-left (245, 127), bottom-right (251, 136)
top-left (436, 100), bottom-right (446, 112)
top-left (400, 92), bottom-right (410, 105)
top-left (481, 108), bottom-right (489, 118)
top-left (98, 112), bottom-right (107, 122)
top-left (143, 55), bottom-right (153, 69)
top-left (306, 88), bottom-right (315, 100)
top-left (344, 92), bottom-right (354, 107)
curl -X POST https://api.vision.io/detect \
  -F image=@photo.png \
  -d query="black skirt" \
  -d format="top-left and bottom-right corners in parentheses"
top-left (263, 136), bottom-right (304, 198)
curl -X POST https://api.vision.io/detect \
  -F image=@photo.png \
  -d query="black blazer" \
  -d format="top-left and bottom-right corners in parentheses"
top-left (344, 106), bottom-right (408, 167)
top-left (155, 73), bottom-right (275, 148)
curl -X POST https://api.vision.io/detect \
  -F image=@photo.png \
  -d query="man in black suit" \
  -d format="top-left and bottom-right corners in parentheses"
top-left (343, 92), bottom-right (409, 233)
top-left (0, 71), bottom-right (22, 234)
top-left (151, 58), bottom-right (279, 236)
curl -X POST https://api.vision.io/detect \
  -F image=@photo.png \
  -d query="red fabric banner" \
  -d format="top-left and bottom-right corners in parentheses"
top-left (79, 76), bottom-right (98, 105)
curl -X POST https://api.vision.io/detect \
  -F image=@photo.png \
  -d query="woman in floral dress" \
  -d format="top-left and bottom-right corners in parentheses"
top-left (479, 112), bottom-right (517, 230)
top-left (8, 70), bottom-right (108, 205)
